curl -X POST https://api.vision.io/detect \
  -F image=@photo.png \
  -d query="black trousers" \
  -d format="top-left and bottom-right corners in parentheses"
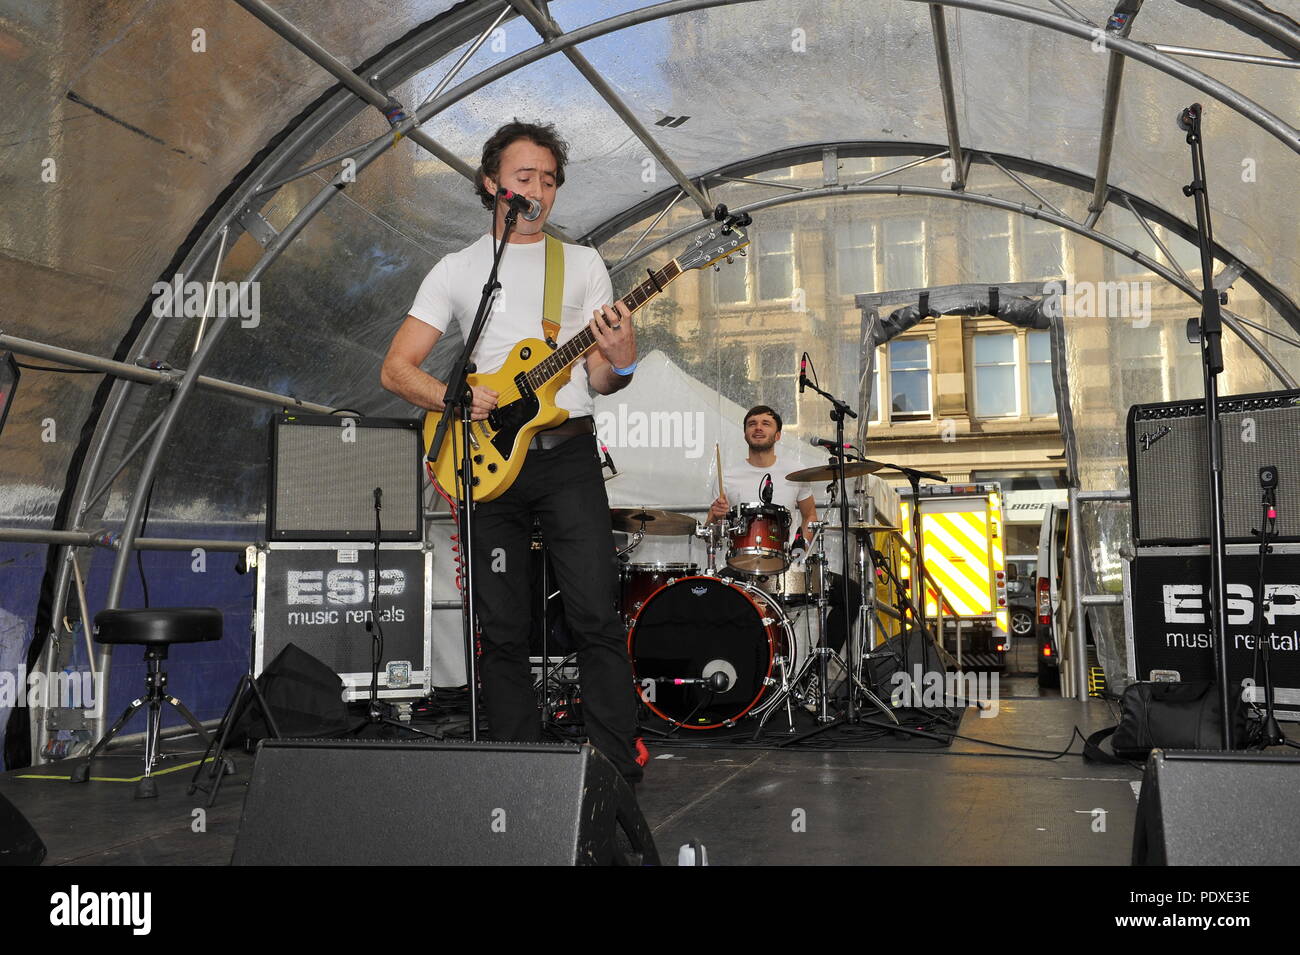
top-left (470, 434), bottom-right (642, 783)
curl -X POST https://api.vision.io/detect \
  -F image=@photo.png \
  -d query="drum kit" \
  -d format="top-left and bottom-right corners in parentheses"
top-left (610, 458), bottom-right (902, 734)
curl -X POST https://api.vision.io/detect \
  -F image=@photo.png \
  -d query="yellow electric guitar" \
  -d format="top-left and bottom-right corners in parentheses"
top-left (424, 220), bottom-right (751, 501)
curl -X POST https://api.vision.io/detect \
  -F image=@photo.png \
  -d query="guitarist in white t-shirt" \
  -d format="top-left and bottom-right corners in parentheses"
top-left (709, 405), bottom-right (862, 654)
top-left (380, 121), bottom-right (643, 786)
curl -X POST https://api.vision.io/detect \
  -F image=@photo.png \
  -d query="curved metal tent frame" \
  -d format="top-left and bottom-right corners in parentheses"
top-left (7, 0), bottom-right (1300, 753)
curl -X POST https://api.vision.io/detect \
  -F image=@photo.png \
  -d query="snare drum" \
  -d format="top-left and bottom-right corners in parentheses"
top-left (618, 562), bottom-right (698, 626)
top-left (628, 575), bottom-right (797, 729)
top-left (726, 502), bottom-right (792, 575)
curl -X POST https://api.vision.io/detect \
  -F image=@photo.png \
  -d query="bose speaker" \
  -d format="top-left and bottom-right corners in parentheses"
top-left (268, 414), bottom-right (423, 541)
top-left (1133, 749), bottom-right (1300, 865)
top-left (1128, 389), bottom-right (1300, 545)
top-left (232, 739), bottom-right (659, 866)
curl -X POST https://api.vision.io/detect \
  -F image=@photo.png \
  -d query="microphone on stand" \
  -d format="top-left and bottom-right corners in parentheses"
top-left (1177, 103), bottom-right (1201, 133)
top-left (808, 436), bottom-right (853, 451)
top-left (799, 353), bottom-right (808, 395)
top-left (760, 473), bottom-right (774, 505)
top-left (495, 187), bottom-right (542, 221)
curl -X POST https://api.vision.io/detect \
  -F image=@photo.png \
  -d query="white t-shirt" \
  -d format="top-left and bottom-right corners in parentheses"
top-left (723, 456), bottom-right (814, 526)
top-left (408, 234), bottom-right (612, 417)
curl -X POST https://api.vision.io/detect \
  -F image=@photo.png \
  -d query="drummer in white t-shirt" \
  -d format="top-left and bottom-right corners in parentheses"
top-left (708, 404), bottom-right (862, 655)
top-left (707, 404), bottom-right (816, 543)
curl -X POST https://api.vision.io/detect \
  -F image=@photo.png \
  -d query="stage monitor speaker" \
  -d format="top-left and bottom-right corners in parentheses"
top-left (0, 791), bottom-right (45, 866)
top-left (1132, 749), bottom-right (1300, 865)
top-left (232, 739), bottom-right (659, 866)
top-left (1128, 389), bottom-right (1300, 545)
top-left (269, 414), bottom-right (423, 542)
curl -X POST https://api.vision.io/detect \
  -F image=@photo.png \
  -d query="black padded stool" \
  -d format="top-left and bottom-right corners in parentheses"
top-left (70, 608), bottom-right (221, 798)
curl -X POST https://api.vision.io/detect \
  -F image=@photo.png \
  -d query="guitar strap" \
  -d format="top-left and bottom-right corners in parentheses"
top-left (542, 234), bottom-right (564, 348)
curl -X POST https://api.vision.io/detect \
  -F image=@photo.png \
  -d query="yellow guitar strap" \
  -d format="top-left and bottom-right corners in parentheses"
top-left (542, 234), bottom-right (564, 347)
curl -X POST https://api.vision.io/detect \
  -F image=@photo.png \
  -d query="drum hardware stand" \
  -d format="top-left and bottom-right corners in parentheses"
top-left (796, 363), bottom-right (896, 726)
top-left (694, 521), bottom-right (725, 576)
top-left (425, 202), bottom-right (524, 742)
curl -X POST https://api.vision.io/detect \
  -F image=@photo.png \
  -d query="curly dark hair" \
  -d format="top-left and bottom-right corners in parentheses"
top-left (744, 405), bottom-right (783, 433)
top-left (473, 120), bottom-right (569, 211)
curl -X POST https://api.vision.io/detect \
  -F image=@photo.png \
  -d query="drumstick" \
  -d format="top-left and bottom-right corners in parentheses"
top-left (715, 442), bottom-right (725, 502)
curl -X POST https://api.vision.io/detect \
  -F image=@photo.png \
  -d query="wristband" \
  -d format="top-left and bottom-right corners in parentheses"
top-left (613, 360), bottom-right (638, 376)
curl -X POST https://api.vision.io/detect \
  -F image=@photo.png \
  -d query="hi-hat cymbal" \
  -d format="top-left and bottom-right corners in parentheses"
top-left (610, 507), bottom-right (698, 535)
top-left (785, 459), bottom-right (888, 483)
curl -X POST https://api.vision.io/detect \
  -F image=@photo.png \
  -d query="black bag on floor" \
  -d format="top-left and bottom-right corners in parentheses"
top-left (233, 642), bottom-right (359, 742)
top-left (1085, 680), bottom-right (1249, 762)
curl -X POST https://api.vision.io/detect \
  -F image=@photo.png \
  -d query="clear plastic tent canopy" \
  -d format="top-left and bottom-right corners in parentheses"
top-left (2, 0), bottom-right (1300, 728)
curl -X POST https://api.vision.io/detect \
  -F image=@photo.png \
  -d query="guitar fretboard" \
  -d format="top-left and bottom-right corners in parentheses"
top-left (525, 259), bottom-right (683, 389)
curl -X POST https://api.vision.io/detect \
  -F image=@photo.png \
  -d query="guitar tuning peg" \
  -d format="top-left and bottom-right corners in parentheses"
top-left (738, 249), bottom-right (747, 256)
top-left (725, 255), bottom-right (734, 265)
top-left (712, 263), bottom-right (721, 272)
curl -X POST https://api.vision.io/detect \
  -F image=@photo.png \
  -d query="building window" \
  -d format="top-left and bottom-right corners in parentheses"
top-left (972, 208), bottom-right (1013, 282)
top-left (714, 248), bottom-right (749, 304)
top-left (973, 334), bottom-right (1020, 418)
top-left (1026, 331), bottom-right (1056, 416)
top-left (1021, 218), bottom-right (1065, 281)
top-left (758, 229), bottom-right (795, 301)
top-left (1120, 322), bottom-right (1166, 403)
top-left (884, 218), bottom-right (925, 289)
top-left (836, 221), bottom-right (876, 295)
top-left (888, 338), bottom-right (931, 421)
top-left (759, 345), bottom-right (799, 427)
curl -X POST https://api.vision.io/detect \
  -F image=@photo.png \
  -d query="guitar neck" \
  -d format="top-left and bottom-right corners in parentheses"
top-left (527, 258), bottom-right (684, 388)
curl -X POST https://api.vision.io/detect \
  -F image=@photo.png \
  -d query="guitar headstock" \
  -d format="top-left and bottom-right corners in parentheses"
top-left (676, 222), bottom-right (751, 273)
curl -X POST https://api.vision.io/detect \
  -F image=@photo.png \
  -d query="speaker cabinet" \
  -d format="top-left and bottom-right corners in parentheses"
top-left (232, 739), bottom-right (658, 866)
top-left (269, 414), bottom-right (423, 541)
top-left (1128, 389), bottom-right (1300, 545)
top-left (1133, 749), bottom-right (1300, 865)
top-left (0, 792), bottom-right (45, 866)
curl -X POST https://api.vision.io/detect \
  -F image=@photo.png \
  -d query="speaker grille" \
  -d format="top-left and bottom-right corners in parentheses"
top-left (270, 415), bottom-right (422, 541)
top-left (1128, 390), bottom-right (1300, 545)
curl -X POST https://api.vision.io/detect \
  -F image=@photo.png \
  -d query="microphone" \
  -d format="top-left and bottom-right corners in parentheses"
top-left (799, 353), bottom-right (808, 395)
top-left (496, 187), bottom-right (542, 222)
top-left (1177, 104), bottom-right (1200, 133)
top-left (600, 441), bottom-right (618, 478)
top-left (645, 672), bottom-right (732, 692)
top-left (373, 486), bottom-right (383, 510)
top-left (760, 473), bottom-right (774, 505)
top-left (808, 436), bottom-right (853, 451)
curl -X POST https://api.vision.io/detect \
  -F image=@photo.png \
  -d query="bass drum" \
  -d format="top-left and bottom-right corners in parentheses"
top-left (628, 575), bottom-right (796, 730)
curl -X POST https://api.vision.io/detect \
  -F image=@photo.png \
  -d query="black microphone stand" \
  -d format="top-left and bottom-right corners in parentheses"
top-left (1249, 468), bottom-right (1288, 748)
top-left (799, 369), bottom-right (894, 725)
top-left (359, 486), bottom-right (437, 737)
top-left (426, 205), bottom-right (521, 741)
top-left (1180, 103), bottom-right (1234, 748)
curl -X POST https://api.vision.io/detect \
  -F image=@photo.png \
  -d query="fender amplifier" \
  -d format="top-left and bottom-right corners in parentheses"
top-left (1127, 389), bottom-right (1300, 545)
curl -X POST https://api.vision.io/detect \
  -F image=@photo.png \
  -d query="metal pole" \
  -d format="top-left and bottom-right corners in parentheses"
top-left (1067, 488), bottom-right (1089, 700)
top-left (1153, 44), bottom-right (1300, 69)
top-left (929, 4), bottom-right (966, 190)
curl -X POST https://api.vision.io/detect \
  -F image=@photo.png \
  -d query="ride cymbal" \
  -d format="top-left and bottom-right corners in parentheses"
top-left (785, 459), bottom-right (888, 483)
top-left (610, 507), bottom-right (698, 535)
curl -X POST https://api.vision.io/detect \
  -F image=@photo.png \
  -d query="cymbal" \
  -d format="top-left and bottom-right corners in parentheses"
top-left (785, 459), bottom-right (888, 483)
top-left (610, 507), bottom-right (697, 535)
top-left (822, 522), bottom-right (898, 535)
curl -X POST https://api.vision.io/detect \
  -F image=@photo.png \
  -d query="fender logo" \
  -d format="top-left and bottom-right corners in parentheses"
top-left (1139, 425), bottom-right (1172, 451)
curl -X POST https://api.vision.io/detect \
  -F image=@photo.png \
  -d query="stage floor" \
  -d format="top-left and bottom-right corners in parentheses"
top-left (0, 694), bottom-right (1178, 866)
